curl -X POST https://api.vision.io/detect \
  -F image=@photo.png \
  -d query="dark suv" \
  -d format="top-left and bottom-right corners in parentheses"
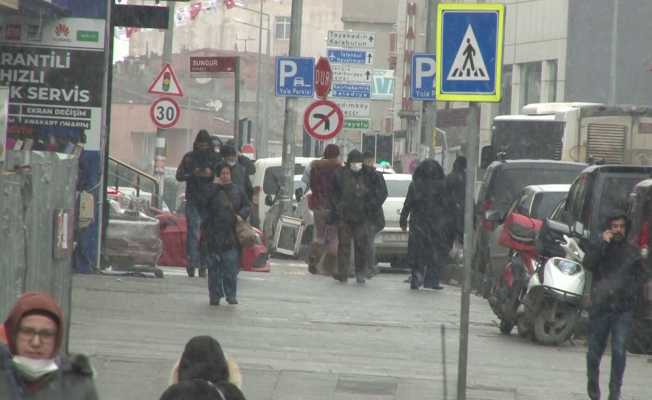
top-left (473, 159), bottom-right (587, 281)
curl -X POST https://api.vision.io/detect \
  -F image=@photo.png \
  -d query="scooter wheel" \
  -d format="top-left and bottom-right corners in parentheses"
top-left (533, 303), bottom-right (579, 346)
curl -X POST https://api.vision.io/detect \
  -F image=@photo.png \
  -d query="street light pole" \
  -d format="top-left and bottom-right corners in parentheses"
top-left (255, 0), bottom-right (264, 156)
top-left (280, 0), bottom-right (303, 214)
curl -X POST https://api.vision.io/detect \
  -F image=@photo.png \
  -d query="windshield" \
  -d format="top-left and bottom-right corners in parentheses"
top-left (531, 191), bottom-right (568, 219)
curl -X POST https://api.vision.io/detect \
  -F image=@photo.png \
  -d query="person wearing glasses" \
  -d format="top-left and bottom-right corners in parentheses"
top-left (0, 292), bottom-right (99, 399)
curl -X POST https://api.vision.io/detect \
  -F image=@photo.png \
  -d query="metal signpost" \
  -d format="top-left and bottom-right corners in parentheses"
top-left (275, 56), bottom-right (315, 97)
top-left (436, 4), bottom-right (505, 400)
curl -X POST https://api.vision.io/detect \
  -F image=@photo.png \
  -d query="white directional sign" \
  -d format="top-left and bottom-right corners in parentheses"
top-left (338, 101), bottom-right (370, 118)
top-left (332, 64), bottom-right (372, 83)
top-left (327, 30), bottom-right (376, 49)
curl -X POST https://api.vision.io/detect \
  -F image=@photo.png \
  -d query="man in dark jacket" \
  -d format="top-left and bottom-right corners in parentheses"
top-left (308, 144), bottom-right (342, 275)
top-left (583, 211), bottom-right (642, 400)
top-left (332, 150), bottom-right (381, 284)
top-left (176, 130), bottom-right (223, 277)
top-left (0, 292), bottom-right (98, 400)
top-left (220, 145), bottom-right (254, 203)
top-left (363, 151), bottom-right (388, 277)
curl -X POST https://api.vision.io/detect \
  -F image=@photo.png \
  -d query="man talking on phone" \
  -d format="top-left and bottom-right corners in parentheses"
top-left (583, 210), bottom-right (642, 400)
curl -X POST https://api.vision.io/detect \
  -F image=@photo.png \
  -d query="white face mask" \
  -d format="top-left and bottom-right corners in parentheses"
top-left (226, 159), bottom-right (237, 167)
top-left (350, 162), bottom-right (363, 172)
top-left (12, 356), bottom-right (59, 381)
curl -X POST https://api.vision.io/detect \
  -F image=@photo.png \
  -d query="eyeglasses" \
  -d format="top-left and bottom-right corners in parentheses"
top-left (17, 326), bottom-right (57, 342)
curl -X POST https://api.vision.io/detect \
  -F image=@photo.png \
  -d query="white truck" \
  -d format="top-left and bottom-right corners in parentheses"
top-left (481, 102), bottom-right (652, 168)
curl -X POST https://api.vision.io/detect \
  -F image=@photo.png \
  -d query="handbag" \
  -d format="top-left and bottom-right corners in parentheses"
top-left (235, 215), bottom-right (258, 248)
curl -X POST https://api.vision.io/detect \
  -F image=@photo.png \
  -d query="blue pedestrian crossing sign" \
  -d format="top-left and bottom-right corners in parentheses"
top-left (275, 56), bottom-right (315, 97)
top-left (436, 3), bottom-right (505, 102)
top-left (411, 53), bottom-right (436, 100)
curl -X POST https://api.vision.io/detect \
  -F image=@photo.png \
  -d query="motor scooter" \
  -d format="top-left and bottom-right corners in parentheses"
top-left (515, 220), bottom-right (587, 345)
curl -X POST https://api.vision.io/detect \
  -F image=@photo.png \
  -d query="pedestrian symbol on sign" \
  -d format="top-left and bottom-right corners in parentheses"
top-left (447, 25), bottom-right (489, 81)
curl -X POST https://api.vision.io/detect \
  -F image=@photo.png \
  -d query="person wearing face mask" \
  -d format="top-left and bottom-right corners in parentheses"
top-left (583, 211), bottom-right (643, 400)
top-left (177, 130), bottom-right (223, 278)
top-left (201, 164), bottom-right (251, 306)
top-left (0, 292), bottom-right (98, 399)
top-left (331, 149), bottom-right (379, 284)
top-left (220, 145), bottom-right (254, 204)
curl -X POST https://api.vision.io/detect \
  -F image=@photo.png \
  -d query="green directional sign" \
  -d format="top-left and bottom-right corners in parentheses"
top-left (345, 119), bottom-right (370, 129)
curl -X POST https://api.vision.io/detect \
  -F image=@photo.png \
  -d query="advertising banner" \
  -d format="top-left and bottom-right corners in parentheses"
top-left (0, 16), bottom-right (106, 153)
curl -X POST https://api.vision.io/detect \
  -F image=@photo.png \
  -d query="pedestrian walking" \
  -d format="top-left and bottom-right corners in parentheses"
top-left (363, 151), bottom-right (388, 278)
top-left (332, 149), bottom-right (381, 284)
top-left (220, 145), bottom-right (254, 203)
top-left (400, 159), bottom-right (454, 290)
top-left (446, 156), bottom-right (466, 244)
top-left (201, 163), bottom-right (251, 306)
top-left (170, 335), bottom-right (242, 389)
top-left (583, 211), bottom-right (642, 400)
top-left (307, 144), bottom-right (342, 275)
top-left (0, 292), bottom-right (99, 399)
top-left (176, 129), bottom-right (223, 278)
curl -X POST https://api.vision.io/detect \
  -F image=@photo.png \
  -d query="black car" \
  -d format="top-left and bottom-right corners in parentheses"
top-left (473, 159), bottom-right (587, 281)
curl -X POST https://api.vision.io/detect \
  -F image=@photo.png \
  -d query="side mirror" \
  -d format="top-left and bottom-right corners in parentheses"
top-left (485, 210), bottom-right (502, 223)
top-left (265, 194), bottom-right (275, 207)
top-left (545, 219), bottom-right (571, 235)
top-left (295, 187), bottom-right (304, 202)
top-left (480, 145), bottom-right (495, 169)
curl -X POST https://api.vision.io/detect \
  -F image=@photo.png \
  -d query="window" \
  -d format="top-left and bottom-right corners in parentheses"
top-left (545, 60), bottom-right (558, 102)
top-left (520, 62), bottom-right (541, 107)
top-left (275, 16), bottom-right (291, 40)
top-left (499, 65), bottom-right (512, 115)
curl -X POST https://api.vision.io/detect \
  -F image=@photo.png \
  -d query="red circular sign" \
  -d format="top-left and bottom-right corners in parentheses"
top-left (314, 57), bottom-right (332, 99)
top-left (303, 99), bottom-right (344, 141)
top-left (150, 97), bottom-right (181, 129)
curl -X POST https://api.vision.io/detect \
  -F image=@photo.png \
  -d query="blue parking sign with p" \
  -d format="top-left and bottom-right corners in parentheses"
top-left (411, 53), bottom-right (436, 100)
top-left (275, 57), bottom-right (315, 97)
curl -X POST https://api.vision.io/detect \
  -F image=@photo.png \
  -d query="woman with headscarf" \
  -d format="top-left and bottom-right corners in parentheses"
top-left (400, 159), bottom-right (455, 290)
top-left (201, 163), bottom-right (250, 306)
top-left (0, 292), bottom-right (99, 399)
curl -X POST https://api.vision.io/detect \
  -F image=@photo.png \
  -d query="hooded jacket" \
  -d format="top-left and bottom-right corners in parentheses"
top-left (169, 336), bottom-right (242, 389)
top-left (309, 158), bottom-right (342, 210)
top-left (332, 150), bottom-right (374, 224)
top-left (0, 292), bottom-right (98, 400)
top-left (176, 130), bottom-right (223, 207)
top-left (200, 183), bottom-right (241, 254)
top-left (583, 212), bottom-right (642, 313)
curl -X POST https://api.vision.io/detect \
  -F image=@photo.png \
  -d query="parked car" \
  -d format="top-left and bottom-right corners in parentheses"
top-left (474, 159), bottom-right (587, 278)
top-left (493, 184), bottom-right (571, 264)
top-left (252, 157), bottom-right (317, 229)
top-left (375, 174), bottom-right (412, 268)
top-left (626, 179), bottom-right (652, 354)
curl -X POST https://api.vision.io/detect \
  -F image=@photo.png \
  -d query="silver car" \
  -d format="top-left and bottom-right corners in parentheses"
top-left (374, 174), bottom-right (412, 267)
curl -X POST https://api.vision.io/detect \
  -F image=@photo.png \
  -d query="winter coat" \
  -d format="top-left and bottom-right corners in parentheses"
top-left (332, 166), bottom-right (377, 224)
top-left (366, 166), bottom-right (388, 231)
top-left (584, 229), bottom-right (642, 314)
top-left (169, 357), bottom-right (242, 389)
top-left (229, 162), bottom-right (254, 202)
top-left (309, 158), bottom-right (342, 210)
top-left (176, 132), bottom-right (223, 208)
top-left (0, 344), bottom-right (98, 400)
top-left (200, 184), bottom-right (244, 254)
top-left (400, 160), bottom-right (456, 256)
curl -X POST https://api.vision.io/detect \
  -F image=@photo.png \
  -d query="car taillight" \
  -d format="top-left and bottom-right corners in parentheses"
top-left (640, 222), bottom-right (649, 258)
top-left (481, 199), bottom-right (495, 231)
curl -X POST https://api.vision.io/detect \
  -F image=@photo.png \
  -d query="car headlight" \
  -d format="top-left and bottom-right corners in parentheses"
top-left (553, 258), bottom-right (582, 275)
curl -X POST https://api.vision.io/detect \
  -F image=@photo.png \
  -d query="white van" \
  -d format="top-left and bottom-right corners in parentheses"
top-left (251, 157), bottom-right (317, 228)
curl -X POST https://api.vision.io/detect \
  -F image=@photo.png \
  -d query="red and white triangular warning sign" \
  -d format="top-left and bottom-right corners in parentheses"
top-left (148, 64), bottom-right (184, 97)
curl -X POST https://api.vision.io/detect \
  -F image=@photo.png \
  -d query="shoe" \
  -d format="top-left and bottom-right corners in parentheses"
top-left (332, 274), bottom-right (347, 283)
top-left (226, 297), bottom-right (238, 305)
top-left (356, 276), bottom-right (366, 285)
top-left (186, 266), bottom-right (195, 277)
top-left (209, 298), bottom-right (220, 306)
top-left (431, 284), bottom-right (444, 290)
top-left (198, 267), bottom-right (207, 278)
top-left (308, 264), bottom-right (318, 274)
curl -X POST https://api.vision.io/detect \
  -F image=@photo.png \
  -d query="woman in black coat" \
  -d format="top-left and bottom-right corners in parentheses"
top-left (201, 164), bottom-right (251, 306)
top-left (400, 159), bottom-right (455, 289)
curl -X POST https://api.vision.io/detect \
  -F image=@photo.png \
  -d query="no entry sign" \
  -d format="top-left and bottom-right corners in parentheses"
top-left (150, 97), bottom-right (181, 129)
top-left (303, 99), bottom-right (344, 141)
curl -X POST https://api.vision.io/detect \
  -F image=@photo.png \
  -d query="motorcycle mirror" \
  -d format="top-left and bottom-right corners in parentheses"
top-left (485, 210), bottom-right (502, 223)
top-left (265, 194), bottom-right (275, 207)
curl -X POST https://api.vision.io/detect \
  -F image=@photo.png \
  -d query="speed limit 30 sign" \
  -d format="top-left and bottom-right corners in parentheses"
top-left (150, 97), bottom-right (181, 129)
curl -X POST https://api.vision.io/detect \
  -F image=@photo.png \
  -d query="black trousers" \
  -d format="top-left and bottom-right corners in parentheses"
top-left (337, 221), bottom-right (370, 280)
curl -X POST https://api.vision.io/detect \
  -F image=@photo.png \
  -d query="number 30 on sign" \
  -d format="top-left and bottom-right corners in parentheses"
top-left (150, 97), bottom-right (181, 129)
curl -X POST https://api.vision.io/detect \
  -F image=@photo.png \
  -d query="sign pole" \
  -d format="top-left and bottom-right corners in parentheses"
top-left (234, 56), bottom-right (241, 144)
top-left (280, 0), bottom-right (303, 215)
top-left (154, 1), bottom-right (175, 208)
top-left (421, 0), bottom-right (438, 161)
top-left (457, 102), bottom-right (479, 400)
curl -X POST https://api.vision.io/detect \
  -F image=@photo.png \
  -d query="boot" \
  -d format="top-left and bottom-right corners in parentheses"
top-left (186, 266), bottom-right (196, 277)
top-left (198, 266), bottom-right (207, 278)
